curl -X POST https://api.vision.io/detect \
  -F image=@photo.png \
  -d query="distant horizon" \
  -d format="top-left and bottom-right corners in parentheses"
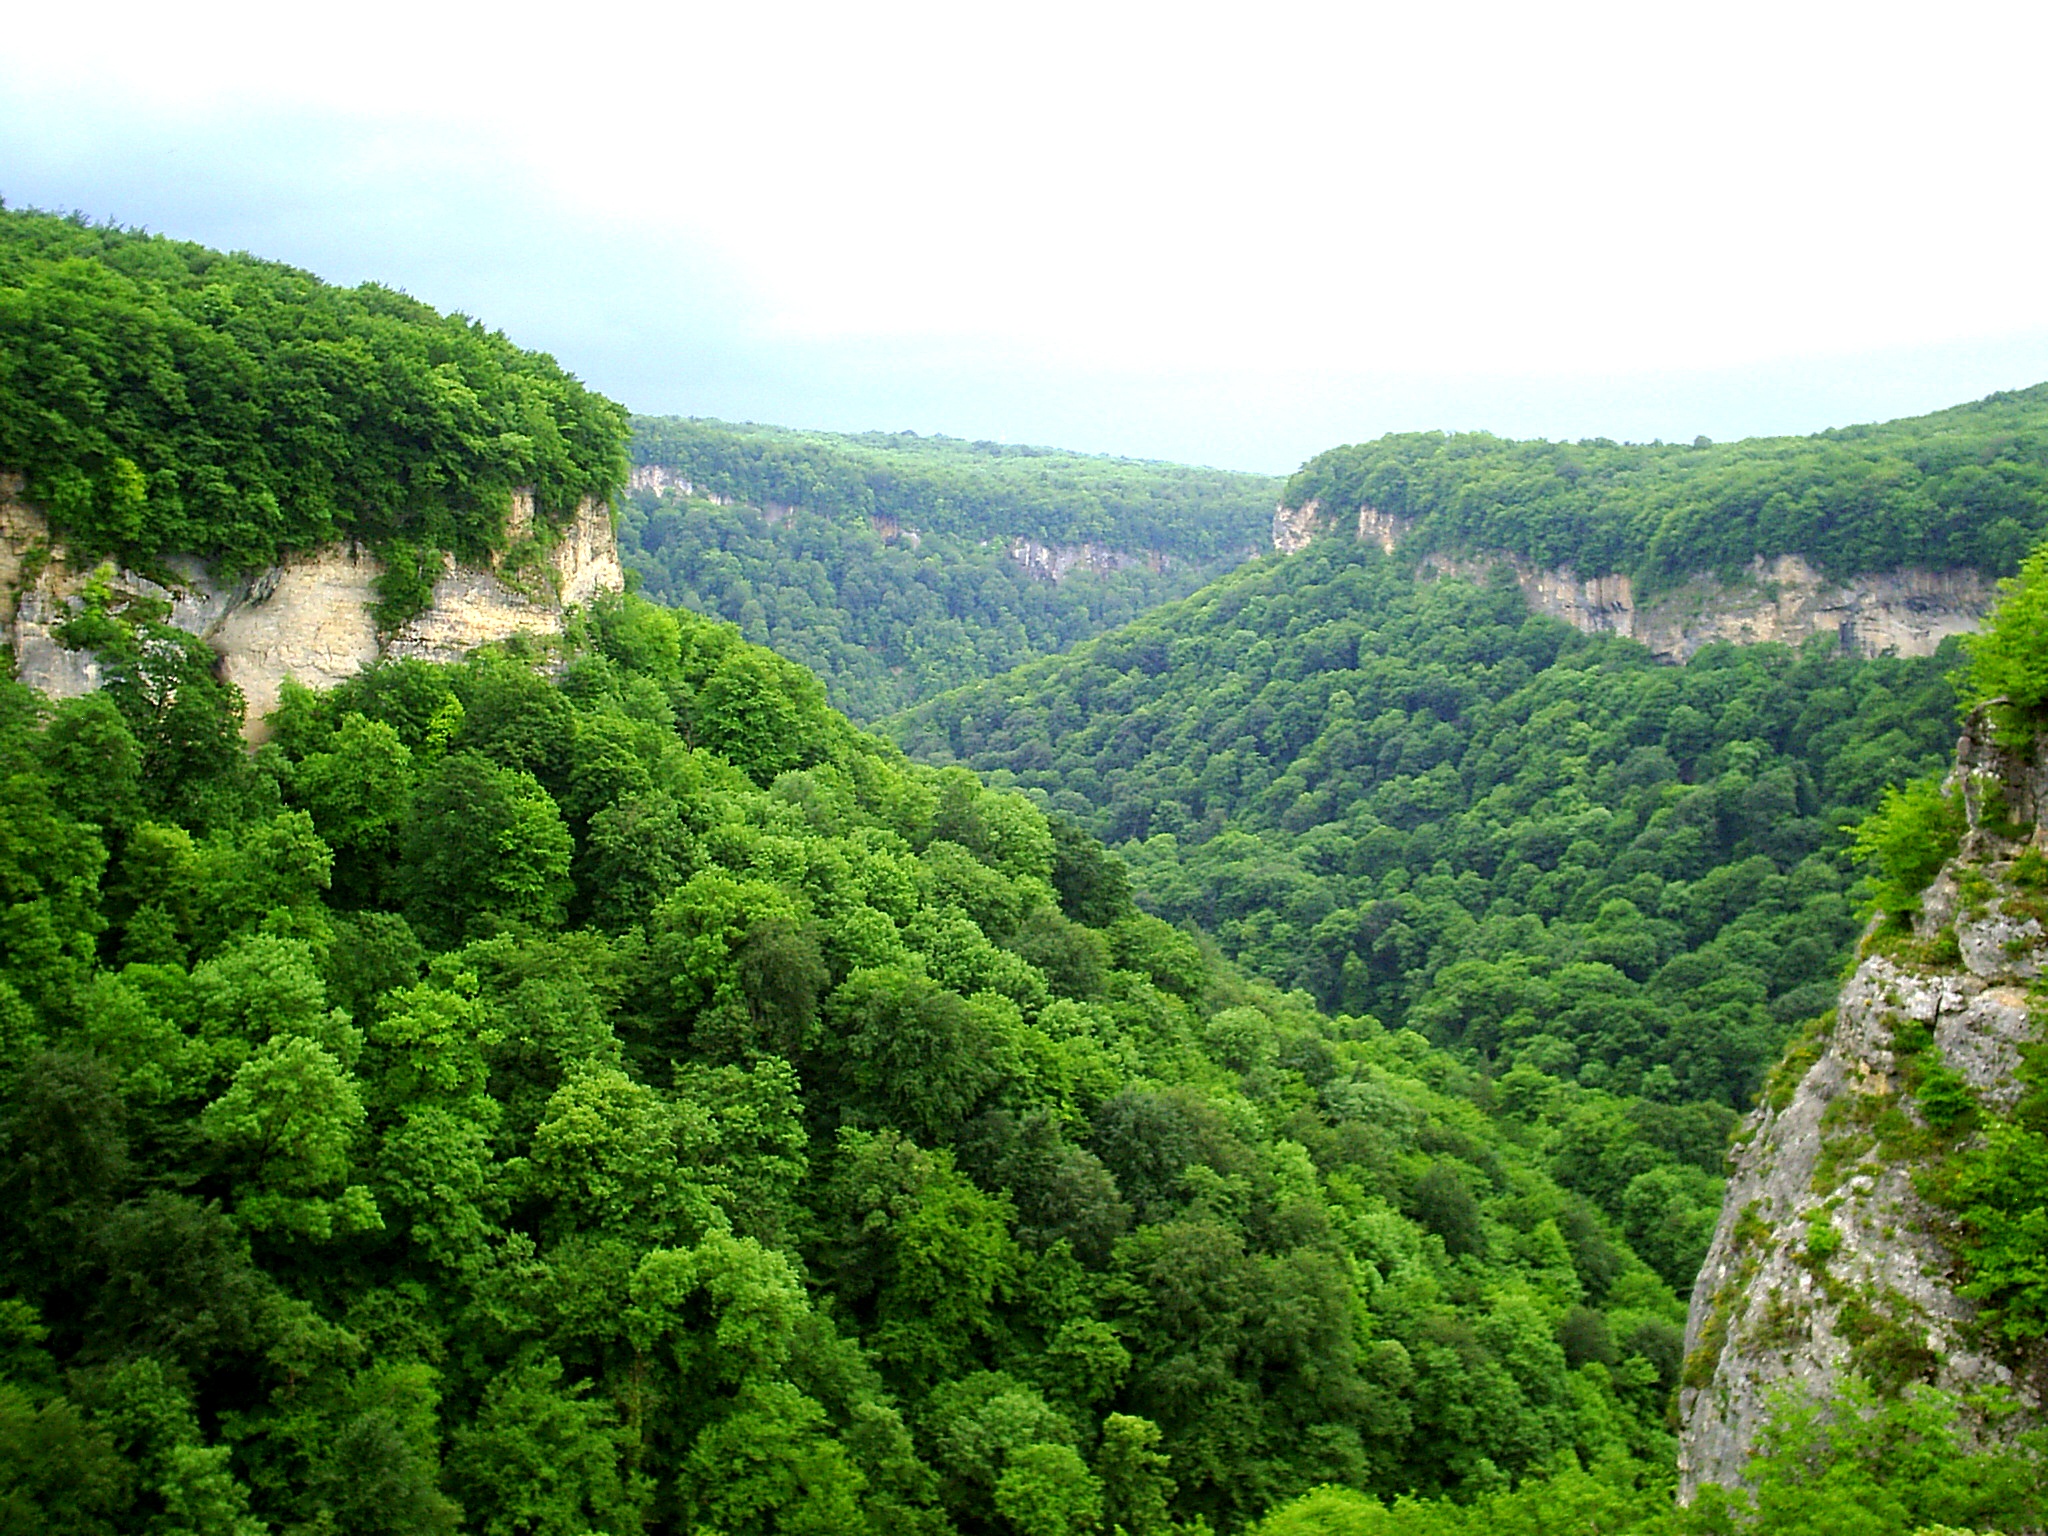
top-left (624, 369), bottom-right (2048, 479)
top-left (7, 1), bottom-right (2048, 477)
top-left (9, 186), bottom-right (2048, 481)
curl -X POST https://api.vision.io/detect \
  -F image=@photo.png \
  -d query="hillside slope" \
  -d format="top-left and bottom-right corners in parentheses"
top-left (622, 417), bottom-right (1276, 719)
top-left (0, 588), bottom-right (1721, 1532)
top-left (891, 539), bottom-right (1959, 1109)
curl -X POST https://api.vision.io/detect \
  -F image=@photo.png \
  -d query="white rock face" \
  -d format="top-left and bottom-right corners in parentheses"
top-left (1357, 506), bottom-right (1405, 553)
top-left (1267, 495), bottom-right (1994, 661)
top-left (1420, 549), bottom-right (1992, 662)
top-left (626, 463), bottom-right (730, 504)
top-left (1, 479), bottom-right (624, 737)
top-left (1007, 537), bottom-right (1161, 582)
top-left (1271, 498), bottom-right (1331, 555)
top-left (1677, 718), bottom-right (2048, 1497)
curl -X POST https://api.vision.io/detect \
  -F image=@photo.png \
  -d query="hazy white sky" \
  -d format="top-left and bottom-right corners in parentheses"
top-left (6, 0), bottom-right (2047, 471)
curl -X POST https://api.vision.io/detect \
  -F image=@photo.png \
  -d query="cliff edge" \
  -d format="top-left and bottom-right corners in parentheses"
top-left (1271, 499), bottom-right (1994, 662)
top-left (1676, 709), bottom-right (2048, 1496)
top-left (0, 474), bottom-right (623, 736)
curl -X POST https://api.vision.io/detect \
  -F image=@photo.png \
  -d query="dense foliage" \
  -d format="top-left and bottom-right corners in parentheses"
top-left (0, 207), bottom-right (628, 575)
top-left (621, 419), bottom-right (1275, 721)
top-left (631, 417), bottom-right (1275, 559)
top-left (620, 493), bottom-right (1220, 722)
top-left (0, 592), bottom-right (1735, 1533)
top-left (892, 542), bottom-right (1960, 1111)
top-left (1249, 1383), bottom-right (2046, 1535)
top-left (1960, 539), bottom-right (2048, 746)
top-left (1283, 386), bottom-right (2048, 588)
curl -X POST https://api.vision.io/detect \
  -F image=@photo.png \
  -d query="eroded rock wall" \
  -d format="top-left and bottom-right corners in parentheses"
top-left (1676, 716), bottom-right (2048, 1497)
top-left (1269, 495), bottom-right (1993, 660)
top-left (1, 481), bottom-right (623, 736)
top-left (1008, 538), bottom-right (1163, 582)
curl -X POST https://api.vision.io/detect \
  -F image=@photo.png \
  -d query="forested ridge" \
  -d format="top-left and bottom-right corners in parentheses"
top-left (630, 418), bottom-right (1274, 558)
top-left (0, 207), bottom-right (627, 594)
top-left (891, 543), bottom-right (1961, 1114)
top-left (620, 419), bottom-right (1275, 720)
top-left (1285, 385), bottom-right (2048, 587)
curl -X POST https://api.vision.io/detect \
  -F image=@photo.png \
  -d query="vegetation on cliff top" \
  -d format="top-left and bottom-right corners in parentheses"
top-left (630, 416), bottom-right (1275, 559)
top-left (1282, 385), bottom-right (2048, 588)
top-left (0, 207), bottom-right (628, 575)
top-left (620, 418), bottom-right (1276, 719)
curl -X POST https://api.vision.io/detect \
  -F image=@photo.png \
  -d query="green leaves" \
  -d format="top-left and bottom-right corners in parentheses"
top-left (0, 208), bottom-right (629, 572)
top-left (1847, 776), bottom-right (1964, 919)
top-left (1961, 538), bottom-right (2048, 744)
top-left (200, 1035), bottom-right (378, 1241)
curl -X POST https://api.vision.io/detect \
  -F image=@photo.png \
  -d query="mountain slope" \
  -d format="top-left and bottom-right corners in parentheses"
top-left (620, 417), bottom-right (1277, 719)
top-left (0, 588), bottom-right (1717, 1532)
top-left (891, 539), bottom-right (1959, 1108)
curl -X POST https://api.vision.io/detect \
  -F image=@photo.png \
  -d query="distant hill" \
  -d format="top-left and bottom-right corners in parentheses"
top-left (1284, 385), bottom-right (2048, 586)
top-left (0, 207), bottom-right (627, 580)
top-left (622, 415), bottom-right (1277, 719)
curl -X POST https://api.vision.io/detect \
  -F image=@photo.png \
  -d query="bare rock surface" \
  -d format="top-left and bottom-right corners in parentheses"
top-left (1, 481), bottom-right (623, 736)
top-left (1268, 495), bottom-right (1992, 661)
top-left (1007, 537), bottom-right (1163, 582)
top-left (1676, 719), bottom-right (2048, 1497)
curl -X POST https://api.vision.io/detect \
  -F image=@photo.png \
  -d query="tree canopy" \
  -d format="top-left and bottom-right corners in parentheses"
top-left (1, 592), bottom-right (1728, 1533)
top-left (1283, 386), bottom-right (2048, 588)
top-left (0, 207), bottom-right (628, 574)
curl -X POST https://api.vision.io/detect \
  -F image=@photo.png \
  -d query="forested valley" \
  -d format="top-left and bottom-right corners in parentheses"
top-left (892, 543), bottom-right (1961, 1112)
top-left (620, 418), bottom-right (1274, 720)
top-left (4, 205), bottom-right (2048, 1536)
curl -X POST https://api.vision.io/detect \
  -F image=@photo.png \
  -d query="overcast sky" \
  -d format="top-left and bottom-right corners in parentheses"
top-left (6, 0), bottom-right (2046, 473)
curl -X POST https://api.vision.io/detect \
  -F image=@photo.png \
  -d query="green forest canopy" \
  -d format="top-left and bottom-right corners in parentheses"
top-left (1284, 385), bottom-right (2048, 588)
top-left (3, 590), bottom-right (1732, 1534)
top-left (631, 415), bottom-right (1277, 559)
top-left (618, 419), bottom-right (1278, 721)
top-left (0, 207), bottom-right (628, 574)
top-left (890, 542), bottom-right (1960, 1110)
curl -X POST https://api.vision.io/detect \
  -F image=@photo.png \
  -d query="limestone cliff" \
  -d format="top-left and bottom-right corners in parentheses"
top-left (1, 475), bottom-right (623, 736)
top-left (1007, 538), bottom-right (1167, 582)
top-left (1269, 497), bottom-right (1995, 662)
top-left (626, 462), bottom-right (731, 504)
top-left (1676, 713), bottom-right (2048, 1497)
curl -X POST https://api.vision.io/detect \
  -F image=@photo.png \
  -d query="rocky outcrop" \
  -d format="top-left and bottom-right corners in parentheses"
top-left (1007, 538), bottom-right (1163, 582)
top-left (1677, 713), bottom-right (2048, 1497)
top-left (869, 514), bottom-right (921, 547)
top-left (1268, 495), bottom-right (1995, 661)
top-left (1357, 506), bottom-right (1407, 554)
top-left (1, 478), bottom-right (623, 738)
top-left (1421, 551), bottom-right (1992, 663)
top-left (1272, 498), bottom-right (1334, 555)
top-left (627, 463), bottom-right (730, 504)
